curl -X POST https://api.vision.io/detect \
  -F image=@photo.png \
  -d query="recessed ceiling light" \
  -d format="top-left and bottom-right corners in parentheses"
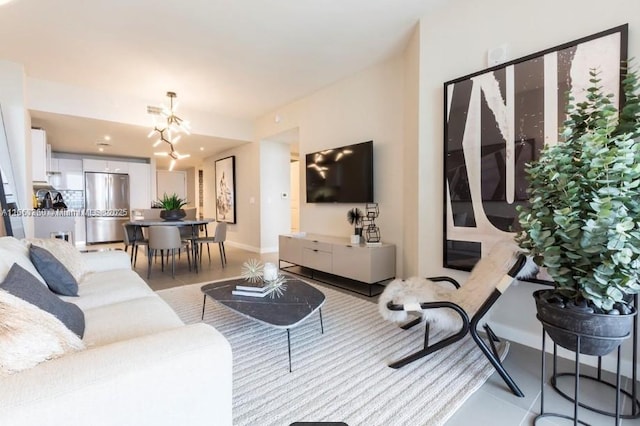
top-left (200, 147), bottom-right (204, 151)
top-left (104, 135), bottom-right (111, 141)
top-left (96, 141), bottom-right (111, 152)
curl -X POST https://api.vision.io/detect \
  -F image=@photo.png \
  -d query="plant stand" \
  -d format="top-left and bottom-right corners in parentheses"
top-left (534, 316), bottom-right (635, 425)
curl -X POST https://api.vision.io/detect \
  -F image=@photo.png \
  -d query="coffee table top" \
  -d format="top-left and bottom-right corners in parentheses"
top-left (201, 277), bottom-right (325, 329)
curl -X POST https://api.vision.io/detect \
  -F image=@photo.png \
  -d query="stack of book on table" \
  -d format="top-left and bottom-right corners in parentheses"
top-left (232, 281), bottom-right (275, 297)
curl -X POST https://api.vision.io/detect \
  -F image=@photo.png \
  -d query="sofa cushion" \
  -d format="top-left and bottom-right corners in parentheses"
top-left (81, 250), bottom-right (132, 274)
top-left (26, 238), bottom-right (87, 282)
top-left (29, 245), bottom-right (79, 297)
top-left (82, 296), bottom-right (184, 347)
top-left (0, 237), bottom-right (46, 285)
top-left (61, 269), bottom-right (155, 310)
top-left (0, 289), bottom-right (85, 375)
top-left (0, 264), bottom-right (85, 338)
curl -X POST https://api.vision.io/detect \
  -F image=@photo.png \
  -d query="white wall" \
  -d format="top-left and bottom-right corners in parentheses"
top-left (0, 60), bottom-right (32, 237)
top-left (402, 25), bottom-right (420, 277)
top-left (185, 166), bottom-right (198, 210)
top-left (203, 142), bottom-right (260, 251)
top-left (259, 140), bottom-right (291, 252)
top-left (417, 0), bottom-right (640, 372)
top-left (256, 55), bottom-right (406, 275)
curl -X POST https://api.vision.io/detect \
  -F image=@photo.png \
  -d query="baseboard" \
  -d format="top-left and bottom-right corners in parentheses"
top-left (224, 241), bottom-right (278, 254)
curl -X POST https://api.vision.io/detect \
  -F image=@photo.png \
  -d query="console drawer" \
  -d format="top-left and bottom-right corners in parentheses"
top-left (302, 239), bottom-right (333, 253)
top-left (302, 248), bottom-right (332, 273)
top-left (279, 235), bottom-right (302, 264)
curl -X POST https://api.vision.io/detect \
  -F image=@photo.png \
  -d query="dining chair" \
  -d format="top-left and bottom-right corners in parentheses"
top-left (195, 222), bottom-right (227, 267)
top-left (122, 223), bottom-right (148, 267)
top-left (147, 226), bottom-right (191, 278)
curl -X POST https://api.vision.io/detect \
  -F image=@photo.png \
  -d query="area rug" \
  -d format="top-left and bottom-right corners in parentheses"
top-left (157, 280), bottom-right (508, 426)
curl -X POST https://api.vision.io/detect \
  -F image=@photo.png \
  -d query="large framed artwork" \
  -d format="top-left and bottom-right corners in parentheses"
top-left (215, 155), bottom-right (236, 224)
top-left (443, 24), bottom-right (628, 278)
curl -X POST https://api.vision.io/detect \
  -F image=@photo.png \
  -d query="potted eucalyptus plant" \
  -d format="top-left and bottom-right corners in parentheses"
top-left (516, 67), bottom-right (640, 356)
top-left (157, 193), bottom-right (188, 221)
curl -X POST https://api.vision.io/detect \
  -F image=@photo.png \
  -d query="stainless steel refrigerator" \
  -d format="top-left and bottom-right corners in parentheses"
top-left (85, 172), bottom-right (130, 244)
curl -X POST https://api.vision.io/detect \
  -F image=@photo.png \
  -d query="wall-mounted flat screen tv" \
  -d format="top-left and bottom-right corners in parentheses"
top-left (306, 140), bottom-right (374, 203)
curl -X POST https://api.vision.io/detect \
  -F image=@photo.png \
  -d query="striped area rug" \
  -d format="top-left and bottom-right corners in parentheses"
top-left (157, 279), bottom-right (508, 426)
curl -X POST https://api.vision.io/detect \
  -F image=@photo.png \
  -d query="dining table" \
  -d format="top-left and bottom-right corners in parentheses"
top-left (126, 218), bottom-right (216, 273)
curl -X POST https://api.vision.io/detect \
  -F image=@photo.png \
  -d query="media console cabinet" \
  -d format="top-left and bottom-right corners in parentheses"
top-left (278, 234), bottom-right (396, 296)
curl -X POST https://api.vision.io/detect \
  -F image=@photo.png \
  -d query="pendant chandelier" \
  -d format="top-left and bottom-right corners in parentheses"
top-left (148, 91), bottom-right (191, 171)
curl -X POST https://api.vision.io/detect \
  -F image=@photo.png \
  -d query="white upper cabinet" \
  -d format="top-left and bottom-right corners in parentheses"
top-left (52, 158), bottom-right (83, 190)
top-left (82, 159), bottom-right (129, 173)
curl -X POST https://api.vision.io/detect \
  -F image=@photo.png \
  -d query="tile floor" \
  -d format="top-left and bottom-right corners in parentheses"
top-left (98, 241), bottom-right (640, 425)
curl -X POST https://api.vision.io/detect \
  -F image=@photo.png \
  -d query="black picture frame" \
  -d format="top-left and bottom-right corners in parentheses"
top-left (215, 155), bottom-right (236, 224)
top-left (443, 24), bottom-right (628, 277)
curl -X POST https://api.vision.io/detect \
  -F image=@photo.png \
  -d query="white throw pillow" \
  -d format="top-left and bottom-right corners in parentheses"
top-left (0, 237), bottom-right (46, 285)
top-left (0, 289), bottom-right (85, 375)
top-left (26, 238), bottom-right (87, 283)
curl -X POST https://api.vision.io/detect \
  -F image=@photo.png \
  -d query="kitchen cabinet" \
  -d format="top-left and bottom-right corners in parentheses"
top-left (128, 162), bottom-right (151, 210)
top-left (49, 158), bottom-right (83, 190)
top-left (83, 159), bottom-right (129, 173)
top-left (31, 128), bottom-right (48, 182)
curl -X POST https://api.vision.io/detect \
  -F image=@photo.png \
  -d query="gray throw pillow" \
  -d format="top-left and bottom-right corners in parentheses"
top-left (29, 245), bottom-right (79, 297)
top-left (0, 263), bottom-right (85, 338)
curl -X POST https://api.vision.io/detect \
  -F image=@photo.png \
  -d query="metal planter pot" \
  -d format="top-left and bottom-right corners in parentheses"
top-left (534, 289), bottom-right (636, 356)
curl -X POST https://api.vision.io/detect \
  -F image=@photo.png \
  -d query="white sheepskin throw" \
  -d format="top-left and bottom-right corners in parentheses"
top-left (378, 241), bottom-right (538, 331)
top-left (0, 289), bottom-right (85, 375)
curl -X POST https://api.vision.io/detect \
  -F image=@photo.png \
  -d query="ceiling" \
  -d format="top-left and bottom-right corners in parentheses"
top-left (30, 110), bottom-right (244, 169)
top-left (0, 0), bottom-right (446, 168)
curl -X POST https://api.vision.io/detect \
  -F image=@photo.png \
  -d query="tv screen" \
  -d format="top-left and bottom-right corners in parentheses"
top-left (306, 141), bottom-right (374, 203)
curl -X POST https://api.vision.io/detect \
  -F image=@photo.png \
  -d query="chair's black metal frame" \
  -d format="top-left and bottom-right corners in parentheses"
top-left (385, 254), bottom-right (527, 397)
top-left (123, 224), bottom-right (147, 267)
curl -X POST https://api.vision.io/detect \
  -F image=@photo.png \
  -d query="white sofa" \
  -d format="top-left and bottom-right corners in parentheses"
top-left (0, 237), bottom-right (232, 426)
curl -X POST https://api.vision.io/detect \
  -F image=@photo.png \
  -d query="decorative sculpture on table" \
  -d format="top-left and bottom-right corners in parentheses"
top-left (361, 203), bottom-right (380, 244)
top-left (237, 259), bottom-right (287, 298)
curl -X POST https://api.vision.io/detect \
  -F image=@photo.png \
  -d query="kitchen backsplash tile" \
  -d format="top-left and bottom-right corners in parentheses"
top-left (58, 190), bottom-right (84, 210)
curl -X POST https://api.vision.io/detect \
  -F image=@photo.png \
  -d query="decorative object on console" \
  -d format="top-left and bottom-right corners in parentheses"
top-left (215, 155), bottom-right (236, 224)
top-left (443, 24), bottom-right (627, 274)
top-left (362, 203), bottom-right (380, 244)
top-left (346, 207), bottom-right (364, 242)
top-left (148, 91), bottom-right (191, 171)
top-left (157, 193), bottom-right (187, 221)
